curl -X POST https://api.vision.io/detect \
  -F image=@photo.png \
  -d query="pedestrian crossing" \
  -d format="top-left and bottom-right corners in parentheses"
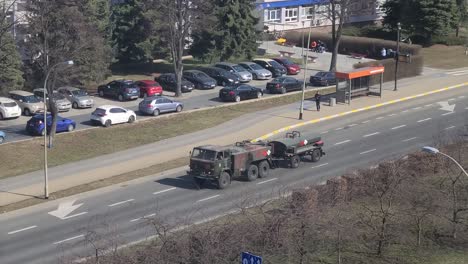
top-left (446, 69), bottom-right (468, 76)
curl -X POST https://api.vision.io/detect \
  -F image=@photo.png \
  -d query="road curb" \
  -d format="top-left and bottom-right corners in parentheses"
top-left (252, 82), bottom-right (468, 142)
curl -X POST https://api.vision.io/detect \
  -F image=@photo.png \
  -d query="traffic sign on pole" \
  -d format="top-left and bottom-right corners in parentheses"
top-left (241, 252), bottom-right (262, 264)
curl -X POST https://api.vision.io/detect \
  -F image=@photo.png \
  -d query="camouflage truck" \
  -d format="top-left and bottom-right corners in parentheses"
top-left (188, 141), bottom-right (273, 189)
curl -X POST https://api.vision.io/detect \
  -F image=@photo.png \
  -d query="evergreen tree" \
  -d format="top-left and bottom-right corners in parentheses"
top-left (0, 32), bottom-right (24, 95)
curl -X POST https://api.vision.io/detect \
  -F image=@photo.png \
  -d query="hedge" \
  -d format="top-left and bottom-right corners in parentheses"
top-left (284, 32), bottom-right (422, 59)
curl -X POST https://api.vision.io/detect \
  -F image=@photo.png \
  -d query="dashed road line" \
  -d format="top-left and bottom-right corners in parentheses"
top-left (401, 110), bottom-right (409, 113)
top-left (130, 218), bottom-right (141, 222)
top-left (153, 187), bottom-right (176, 195)
top-left (144, 213), bottom-right (156, 218)
top-left (402, 137), bottom-right (418, 142)
top-left (458, 95), bottom-right (465, 99)
top-left (335, 127), bottom-right (344, 131)
top-left (108, 199), bottom-right (135, 207)
top-left (413, 107), bottom-right (422, 110)
top-left (445, 126), bottom-right (456, 130)
top-left (442, 112), bottom-right (455, 116)
top-left (257, 178), bottom-right (278, 185)
top-left (53, 234), bottom-right (84, 245)
top-left (417, 118), bottom-right (432, 123)
top-left (334, 140), bottom-right (351, 145)
top-left (311, 163), bottom-right (329, 169)
top-left (362, 120), bottom-right (371, 124)
top-left (448, 98), bottom-right (456, 101)
top-left (348, 123), bottom-right (358, 127)
top-left (387, 114), bottom-right (397, 117)
top-left (424, 104), bottom-right (433, 107)
top-left (376, 116), bottom-right (385, 120)
top-left (360, 149), bottom-right (377, 155)
top-left (7, 225), bottom-right (37, 235)
top-left (363, 132), bottom-right (380, 137)
top-left (197, 195), bottom-right (220, 203)
top-left (320, 131), bottom-right (329, 134)
top-left (391, 125), bottom-right (406, 130)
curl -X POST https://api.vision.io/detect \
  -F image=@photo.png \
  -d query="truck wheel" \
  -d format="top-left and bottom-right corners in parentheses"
top-left (290, 155), bottom-right (300, 168)
top-left (258, 161), bottom-right (269, 178)
top-left (217, 172), bottom-right (231, 189)
top-left (246, 164), bottom-right (259, 181)
top-left (311, 149), bottom-right (321, 162)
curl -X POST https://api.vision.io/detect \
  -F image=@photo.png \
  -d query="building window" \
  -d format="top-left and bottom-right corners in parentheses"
top-left (284, 7), bottom-right (298, 22)
top-left (301, 6), bottom-right (314, 20)
top-left (266, 9), bottom-right (280, 22)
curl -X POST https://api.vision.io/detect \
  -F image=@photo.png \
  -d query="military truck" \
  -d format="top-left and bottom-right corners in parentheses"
top-left (188, 141), bottom-right (273, 189)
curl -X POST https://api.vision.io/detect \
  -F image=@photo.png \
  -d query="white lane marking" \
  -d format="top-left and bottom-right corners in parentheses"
top-left (402, 137), bottom-right (418, 142)
top-left (144, 213), bottom-right (156, 218)
top-left (8, 225), bottom-right (37, 235)
top-left (424, 104), bottom-right (433, 107)
top-left (130, 213), bottom-right (157, 223)
top-left (413, 107), bottom-right (422, 110)
top-left (53, 234), bottom-right (84, 245)
top-left (360, 149), bottom-right (377, 155)
top-left (62, 212), bottom-right (88, 220)
top-left (335, 127), bottom-right (344, 131)
top-left (376, 116), bottom-right (384, 120)
top-left (153, 187), bottom-right (176, 195)
top-left (466, 107), bottom-right (468, 110)
top-left (442, 112), bottom-right (455, 116)
top-left (108, 199), bottom-right (135, 207)
top-left (362, 120), bottom-right (371, 124)
top-left (453, 72), bottom-right (468, 76)
top-left (448, 98), bottom-right (456, 101)
top-left (130, 218), bottom-right (141, 222)
top-left (387, 114), bottom-right (397, 117)
top-left (334, 140), bottom-right (351, 145)
top-left (197, 195), bottom-right (220, 203)
top-left (363, 132), bottom-right (380, 137)
top-left (458, 95), bottom-right (465, 99)
top-left (348, 123), bottom-right (358, 127)
top-left (311, 163), bottom-right (329, 169)
top-left (445, 126), bottom-right (456, 130)
top-left (320, 130), bottom-right (329, 134)
top-left (257, 178), bottom-right (278, 185)
top-left (391, 125), bottom-right (406, 130)
top-left (417, 118), bottom-right (432, 123)
top-left (401, 110), bottom-right (409, 113)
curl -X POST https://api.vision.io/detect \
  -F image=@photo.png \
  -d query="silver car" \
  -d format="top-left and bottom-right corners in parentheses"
top-left (238, 62), bottom-right (272, 80)
top-left (33, 88), bottom-right (72, 112)
top-left (57, 86), bottom-right (94, 109)
top-left (214, 62), bottom-right (253, 83)
top-left (138, 96), bottom-right (183, 116)
top-left (8, 90), bottom-right (44, 116)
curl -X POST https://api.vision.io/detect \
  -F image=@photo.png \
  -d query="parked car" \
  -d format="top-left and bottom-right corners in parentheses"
top-left (238, 62), bottom-right (272, 80)
top-left (138, 96), bottom-right (183, 116)
top-left (8, 90), bottom-right (44, 116)
top-left (272, 57), bottom-right (301, 75)
top-left (97, 80), bottom-right (140, 101)
top-left (33, 88), bottom-right (72, 112)
top-left (155, 73), bottom-right (194, 93)
top-left (266, 76), bottom-right (302, 94)
top-left (135, 80), bottom-right (163, 97)
top-left (214, 62), bottom-right (252, 83)
top-left (310, 71), bottom-right (337, 86)
top-left (26, 114), bottom-right (76, 136)
top-left (90, 105), bottom-right (136, 127)
top-left (253, 58), bottom-right (287, 77)
top-left (183, 70), bottom-right (217, 89)
top-left (57, 87), bottom-right (94, 109)
top-left (0, 130), bottom-right (5, 144)
top-left (199, 66), bottom-right (240, 86)
top-left (219, 84), bottom-right (263, 102)
top-left (0, 97), bottom-right (21, 119)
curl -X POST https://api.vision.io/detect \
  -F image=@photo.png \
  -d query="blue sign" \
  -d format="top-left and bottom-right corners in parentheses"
top-left (241, 252), bottom-right (262, 264)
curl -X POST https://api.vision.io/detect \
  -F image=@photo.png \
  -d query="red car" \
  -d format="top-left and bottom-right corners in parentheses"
top-left (272, 57), bottom-right (301, 75)
top-left (136, 80), bottom-right (163, 97)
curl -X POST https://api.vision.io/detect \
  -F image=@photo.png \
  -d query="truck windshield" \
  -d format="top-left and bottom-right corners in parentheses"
top-left (192, 148), bottom-right (217, 161)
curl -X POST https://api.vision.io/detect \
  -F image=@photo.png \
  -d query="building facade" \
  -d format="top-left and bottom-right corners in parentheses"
top-left (256, 0), bottom-right (385, 32)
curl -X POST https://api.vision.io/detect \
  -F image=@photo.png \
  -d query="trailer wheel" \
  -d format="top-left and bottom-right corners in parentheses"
top-left (258, 161), bottom-right (269, 178)
top-left (311, 149), bottom-right (321, 162)
top-left (217, 172), bottom-right (231, 189)
top-left (247, 164), bottom-right (259, 181)
top-left (290, 155), bottom-right (300, 168)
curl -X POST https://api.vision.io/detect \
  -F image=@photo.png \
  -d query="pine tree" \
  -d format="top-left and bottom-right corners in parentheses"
top-left (0, 32), bottom-right (24, 95)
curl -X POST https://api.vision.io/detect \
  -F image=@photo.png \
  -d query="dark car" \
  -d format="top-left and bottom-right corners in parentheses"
top-left (155, 73), bottom-right (194, 93)
top-left (198, 67), bottom-right (240, 86)
top-left (97, 80), bottom-right (140, 101)
top-left (183, 70), bottom-right (217, 89)
top-left (219, 84), bottom-right (263, 102)
top-left (252, 58), bottom-right (287, 77)
top-left (26, 114), bottom-right (76, 136)
top-left (272, 57), bottom-right (301, 75)
top-left (266, 76), bottom-right (302, 94)
top-left (136, 80), bottom-right (163, 97)
top-left (310, 71), bottom-right (337, 86)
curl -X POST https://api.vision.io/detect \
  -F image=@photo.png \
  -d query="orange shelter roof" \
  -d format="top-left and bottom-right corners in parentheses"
top-left (335, 66), bottom-right (385, 79)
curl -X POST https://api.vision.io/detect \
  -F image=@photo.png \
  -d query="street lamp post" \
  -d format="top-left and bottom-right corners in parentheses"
top-left (301, 21), bottom-right (305, 63)
top-left (42, 60), bottom-right (74, 199)
top-left (299, 21), bottom-right (312, 120)
top-left (394, 22), bottom-right (401, 92)
top-left (422, 146), bottom-right (468, 177)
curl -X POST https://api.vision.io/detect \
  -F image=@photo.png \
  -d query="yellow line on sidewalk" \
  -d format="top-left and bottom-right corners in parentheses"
top-left (252, 82), bottom-right (468, 142)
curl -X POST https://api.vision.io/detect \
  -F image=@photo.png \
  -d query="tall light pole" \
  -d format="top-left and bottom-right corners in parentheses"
top-left (422, 146), bottom-right (468, 177)
top-left (301, 21), bottom-right (305, 63)
top-left (394, 22), bottom-right (401, 91)
top-left (42, 60), bottom-right (74, 199)
top-left (299, 20), bottom-right (312, 120)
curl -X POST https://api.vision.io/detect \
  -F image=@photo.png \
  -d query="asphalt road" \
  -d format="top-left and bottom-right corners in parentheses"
top-left (0, 89), bottom-right (466, 264)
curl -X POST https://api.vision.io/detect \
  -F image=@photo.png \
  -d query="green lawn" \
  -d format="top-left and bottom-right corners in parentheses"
top-left (422, 45), bottom-right (468, 69)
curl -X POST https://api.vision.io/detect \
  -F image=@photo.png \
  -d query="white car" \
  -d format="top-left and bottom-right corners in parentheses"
top-left (0, 97), bottom-right (21, 120)
top-left (90, 105), bottom-right (136, 127)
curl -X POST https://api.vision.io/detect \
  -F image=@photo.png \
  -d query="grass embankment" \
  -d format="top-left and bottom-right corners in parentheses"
top-left (422, 45), bottom-right (468, 69)
top-left (0, 87), bottom-right (334, 180)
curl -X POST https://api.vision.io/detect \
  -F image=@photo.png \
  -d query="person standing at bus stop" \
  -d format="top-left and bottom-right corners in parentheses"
top-left (315, 92), bottom-right (321, 111)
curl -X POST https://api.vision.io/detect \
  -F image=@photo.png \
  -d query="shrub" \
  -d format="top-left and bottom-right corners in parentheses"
top-left (431, 35), bottom-right (467, 46)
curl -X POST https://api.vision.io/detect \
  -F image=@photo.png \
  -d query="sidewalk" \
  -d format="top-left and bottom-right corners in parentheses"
top-left (1, 72), bottom-right (468, 207)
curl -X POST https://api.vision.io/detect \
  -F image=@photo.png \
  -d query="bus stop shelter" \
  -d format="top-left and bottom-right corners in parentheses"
top-left (335, 66), bottom-right (385, 104)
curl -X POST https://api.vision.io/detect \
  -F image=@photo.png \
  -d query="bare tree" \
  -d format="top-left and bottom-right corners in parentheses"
top-left (327, 0), bottom-right (350, 72)
top-left (0, 0), bottom-right (19, 57)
